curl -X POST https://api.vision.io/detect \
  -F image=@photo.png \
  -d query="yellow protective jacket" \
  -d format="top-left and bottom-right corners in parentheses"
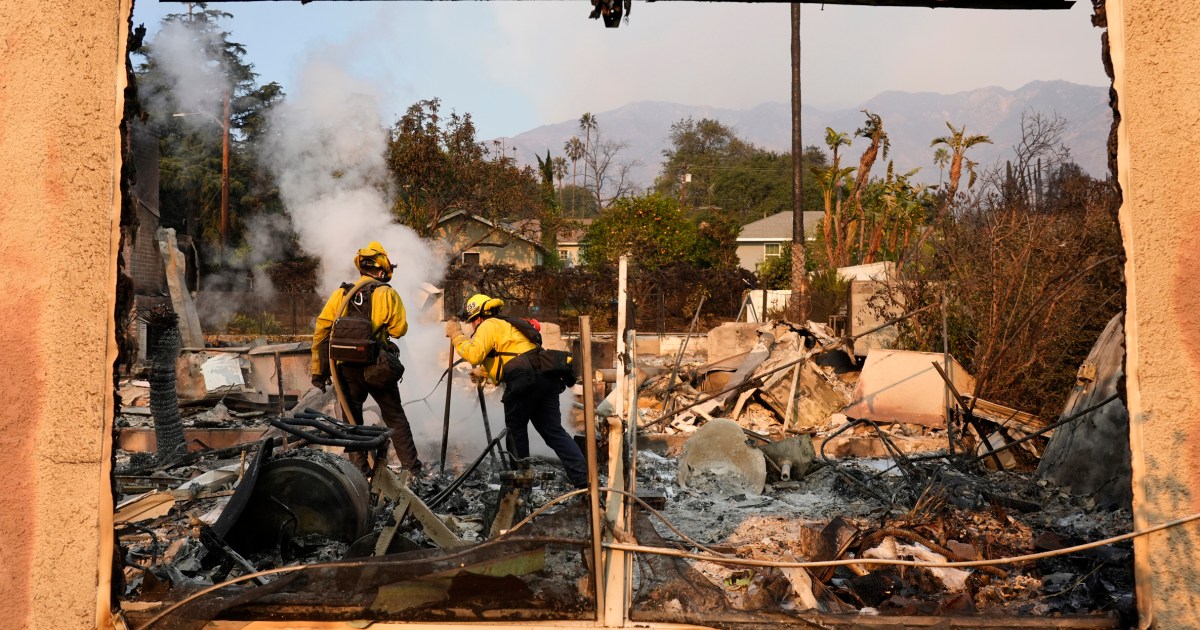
top-left (311, 276), bottom-right (408, 375)
top-left (450, 316), bottom-right (537, 384)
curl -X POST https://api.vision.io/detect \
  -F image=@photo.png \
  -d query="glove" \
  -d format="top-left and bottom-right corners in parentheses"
top-left (469, 365), bottom-right (488, 385)
top-left (311, 374), bottom-right (330, 392)
top-left (444, 320), bottom-right (462, 339)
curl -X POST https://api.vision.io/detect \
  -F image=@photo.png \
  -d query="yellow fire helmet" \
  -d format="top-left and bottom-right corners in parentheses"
top-left (459, 293), bottom-right (505, 321)
top-left (354, 241), bottom-right (394, 282)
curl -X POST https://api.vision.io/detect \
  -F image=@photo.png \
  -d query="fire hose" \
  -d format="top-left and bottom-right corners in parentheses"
top-left (270, 411), bottom-right (392, 452)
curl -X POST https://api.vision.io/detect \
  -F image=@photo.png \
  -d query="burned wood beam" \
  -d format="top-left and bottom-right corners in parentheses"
top-left (974, 393), bottom-right (1121, 464)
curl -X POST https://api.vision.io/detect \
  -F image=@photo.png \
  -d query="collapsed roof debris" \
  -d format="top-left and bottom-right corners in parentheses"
top-left (112, 310), bottom-right (1136, 629)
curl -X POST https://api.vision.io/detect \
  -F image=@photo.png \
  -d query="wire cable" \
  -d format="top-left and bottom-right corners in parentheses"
top-left (136, 485), bottom-right (1200, 629)
top-left (605, 510), bottom-right (1200, 571)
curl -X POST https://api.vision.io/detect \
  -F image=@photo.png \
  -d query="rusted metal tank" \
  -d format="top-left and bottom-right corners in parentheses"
top-left (226, 448), bottom-right (372, 555)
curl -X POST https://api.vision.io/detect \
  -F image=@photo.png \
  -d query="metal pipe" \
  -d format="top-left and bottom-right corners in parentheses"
top-left (931, 361), bottom-right (1005, 469)
top-left (663, 295), bottom-right (704, 412)
top-left (273, 351), bottom-right (285, 417)
top-left (440, 338), bottom-right (455, 472)
top-left (476, 383), bottom-right (498, 469)
top-left (579, 315), bottom-right (605, 617)
top-left (942, 287), bottom-right (955, 458)
top-left (426, 428), bottom-right (509, 509)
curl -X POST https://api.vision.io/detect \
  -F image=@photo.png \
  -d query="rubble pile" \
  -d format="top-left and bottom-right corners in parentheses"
top-left (112, 314), bottom-right (1135, 627)
top-left (114, 359), bottom-right (594, 625)
top-left (620, 319), bottom-right (1135, 625)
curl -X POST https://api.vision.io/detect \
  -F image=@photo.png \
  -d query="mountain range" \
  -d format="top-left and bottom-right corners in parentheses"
top-left (498, 80), bottom-right (1111, 191)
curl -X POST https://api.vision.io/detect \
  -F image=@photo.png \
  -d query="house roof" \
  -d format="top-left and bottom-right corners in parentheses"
top-left (557, 219), bottom-right (592, 245)
top-left (437, 210), bottom-right (547, 252)
top-left (738, 211), bottom-right (825, 242)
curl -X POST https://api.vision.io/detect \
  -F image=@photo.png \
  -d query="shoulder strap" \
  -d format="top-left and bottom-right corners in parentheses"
top-left (335, 279), bottom-right (384, 338)
top-left (495, 315), bottom-right (542, 347)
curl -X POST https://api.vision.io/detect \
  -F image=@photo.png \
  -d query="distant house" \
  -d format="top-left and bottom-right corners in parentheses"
top-left (433, 210), bottom-right (547, 269)
top-left (735, 211), bottom-right (825, 272)
top-left (557, 219), bottom-right (591, 268)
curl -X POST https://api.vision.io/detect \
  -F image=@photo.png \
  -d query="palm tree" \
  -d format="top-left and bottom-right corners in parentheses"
top-left (851, 111), bottom-right (889, 258)
top-left (933, 147), bottom-right (950, 188)
top-left (930, 121), bottom-right (991, 215)
top-left (905, 122), bottom-right (992, 267)
top-left (825, 127), bottom-right (852, 167)
top-left (564, 137), bottom-right (584, 217)
top-left (820, 127), bottom-right (853, 266)
top-left (553, 156), bottom-right (568, 205)
top-left (579, 113), bottom-right (597, 202)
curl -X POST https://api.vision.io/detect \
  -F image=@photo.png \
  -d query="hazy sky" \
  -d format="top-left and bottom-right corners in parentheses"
top-left (132, 1), bottom-right (1108, 141)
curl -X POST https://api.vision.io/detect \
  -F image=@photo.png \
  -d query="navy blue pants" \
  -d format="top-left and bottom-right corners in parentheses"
top-left (503, 372), bottom-right (588, 487)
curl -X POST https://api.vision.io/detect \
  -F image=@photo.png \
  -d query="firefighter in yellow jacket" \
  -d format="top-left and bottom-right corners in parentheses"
top-left (312, 242), bottom-right (423, 475)
top-left (445, 294), bottom-right (587, 488)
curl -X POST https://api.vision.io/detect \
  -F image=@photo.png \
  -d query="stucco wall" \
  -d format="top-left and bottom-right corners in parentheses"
top-left (0, 0), bottom-right (127, 627)
top-left (0, 0), bottom-right (1196, 628)
top-left (1109, 1), bottom-right (1200, 628)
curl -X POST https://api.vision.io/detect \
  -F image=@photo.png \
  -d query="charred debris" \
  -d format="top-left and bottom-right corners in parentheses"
top-left (111, 310), bottom-right (1133, 628)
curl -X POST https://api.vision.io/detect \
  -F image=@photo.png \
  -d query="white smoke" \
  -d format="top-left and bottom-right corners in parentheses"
top-left (262, 57), bottom-right (574, 470)
top-left (144, 19), bottom-right (231, 131)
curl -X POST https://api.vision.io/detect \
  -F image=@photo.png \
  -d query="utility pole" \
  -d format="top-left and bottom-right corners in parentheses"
top-left (220, 89), bottom-right (231, 261)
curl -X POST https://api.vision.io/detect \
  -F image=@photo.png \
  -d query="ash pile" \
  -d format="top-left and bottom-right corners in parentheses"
top-left (620, 316), bottom-right (1134, 626)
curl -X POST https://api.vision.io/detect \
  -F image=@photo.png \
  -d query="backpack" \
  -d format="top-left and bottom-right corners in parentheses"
top-left (494, 316), bottom-right (577, 391)
top-left (328, 281), bottom-right (382, 364)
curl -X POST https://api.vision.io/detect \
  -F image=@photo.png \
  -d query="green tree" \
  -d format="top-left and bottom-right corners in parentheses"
top-left (690, 211), bottom-right (741, 270)
top-left (655, 117), bottom-right (753, 210)
top-left (579, 112), bottom-right (597, 197)
top-left (387, 98), bottom-right (541, 243)
top-left (560, 184), bottom-right (599, 219)
top-left (811, 127), bottom-right (857, 268)
top-left (904, 121), bottom-right (992, 261)
top-left (536, 151), bottom-right (564, 269)
top-left (850, 111), bottom-right (889, 258)
top-left (655, 117), bottom-right (826, 226)
top-left (136, 6), bottom-right (285, 265)
top-left (552, 156), bottom-right (568, 205)
top-left (581, 193), bottom-right (697, 269)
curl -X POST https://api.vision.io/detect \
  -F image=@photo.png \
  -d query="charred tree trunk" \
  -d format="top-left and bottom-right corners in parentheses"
top-left (142, 305), bottom-right (187, 464)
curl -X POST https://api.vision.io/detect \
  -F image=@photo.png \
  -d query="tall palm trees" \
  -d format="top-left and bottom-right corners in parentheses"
top-left (579, 112), bottom-right (597, 204)
top-left (563, 137), bottom-right (584, 217)
top-left (553, 156), bottom-right (568, 206)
